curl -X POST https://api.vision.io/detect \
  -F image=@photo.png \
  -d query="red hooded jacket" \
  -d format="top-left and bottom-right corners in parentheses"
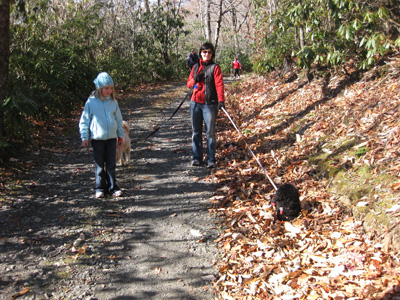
top-left (187, 59), bottom-right (225, 104)
top-left (232, 60), bottom-right (242, 69)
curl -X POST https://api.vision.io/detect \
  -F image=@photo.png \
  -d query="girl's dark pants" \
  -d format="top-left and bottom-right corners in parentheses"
top-left (91, 139), bottom-right (119, 194)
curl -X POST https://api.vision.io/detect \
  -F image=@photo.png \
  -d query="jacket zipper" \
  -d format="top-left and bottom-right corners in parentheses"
top-left (103, 100), bottom-right (109, 139)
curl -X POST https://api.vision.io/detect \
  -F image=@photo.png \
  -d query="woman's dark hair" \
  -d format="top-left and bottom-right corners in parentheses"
top-left (199, 42), bottom-right (215, 61)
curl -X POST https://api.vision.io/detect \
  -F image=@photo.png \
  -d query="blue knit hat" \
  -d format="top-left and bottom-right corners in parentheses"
top-left (94, 72), bottom-right (114, 89)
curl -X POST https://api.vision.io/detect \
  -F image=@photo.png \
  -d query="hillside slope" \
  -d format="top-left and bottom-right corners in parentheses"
top-left (210, 57), bottom-right (400, 299)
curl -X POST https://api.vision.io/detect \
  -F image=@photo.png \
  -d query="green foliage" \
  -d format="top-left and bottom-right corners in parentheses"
top-left (3, 85), bottom-right (38, 140)
top-left (253, 0), bottom-right (400, 72)
top-left (355, 146), bottom-right (370, 158)
top-left (9, 1), bottom-right (101, 116)
top-left (141, 3), bottom-right (187, 66)
top-left (10, 39), bottom-right (96, 116)
top-left (253, 28), bottom-right (298, 73)
top-left (2, 0), bottom-right (191, 159)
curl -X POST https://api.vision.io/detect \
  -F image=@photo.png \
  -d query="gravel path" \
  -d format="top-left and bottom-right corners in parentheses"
top-left (0, 82), bottom-right (220, 300)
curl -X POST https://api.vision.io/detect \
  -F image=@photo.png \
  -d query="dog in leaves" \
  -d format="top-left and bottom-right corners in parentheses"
top-left (272, 183), bottom-right (301, 221)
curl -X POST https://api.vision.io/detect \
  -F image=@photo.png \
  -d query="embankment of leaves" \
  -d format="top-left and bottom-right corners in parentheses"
top-left (209, 58), bottom-right (400, 299)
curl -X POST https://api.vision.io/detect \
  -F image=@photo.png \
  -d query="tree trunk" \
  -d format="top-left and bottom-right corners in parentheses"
top-left (205, 0), bottom-right (211, 41)
top-left (299, 25), bottom-right (305, 48)
top-left (143, 0), bottom-right (150, 12)
top-left (228, 0), bottom-right (252, 55)
top-left (214, 0), bottom-right (223, 52)
top-left (230, 3), bottom-right (238, 53)
top-left (0, 0), bottom-right (10, 138)
top-left (298, 0), bottom-right (305, 48)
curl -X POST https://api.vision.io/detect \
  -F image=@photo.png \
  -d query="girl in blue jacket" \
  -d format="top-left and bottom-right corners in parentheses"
top-left (79, 72), bottom-right (125, 198)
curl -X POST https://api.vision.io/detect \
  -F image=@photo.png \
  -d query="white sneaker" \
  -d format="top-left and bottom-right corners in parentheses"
top-left (95, 191), bottom-right (104, 198)
top-left (113, 190), bottom-right (123, 197)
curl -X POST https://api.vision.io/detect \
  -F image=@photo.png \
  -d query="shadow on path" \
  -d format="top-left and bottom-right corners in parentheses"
top-left (0, 81), bottom-right (219, 300)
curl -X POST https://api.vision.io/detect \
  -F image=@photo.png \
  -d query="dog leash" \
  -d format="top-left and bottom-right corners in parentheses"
top-left (145, 89), bottom-right (192, 139)
top-left (221, 107), bottom-right (278, 191)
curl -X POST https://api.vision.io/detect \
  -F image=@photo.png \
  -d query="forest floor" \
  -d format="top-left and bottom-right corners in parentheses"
top-left (0, 80), bottom-right (223, 300)
top-left (209, 60), bottom-right (400, 299)
top-left (2, 60), bottom-right (400, 300)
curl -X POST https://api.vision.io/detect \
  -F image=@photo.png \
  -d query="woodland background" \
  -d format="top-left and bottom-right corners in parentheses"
top-left (0, 0), bottom-right (398, 159)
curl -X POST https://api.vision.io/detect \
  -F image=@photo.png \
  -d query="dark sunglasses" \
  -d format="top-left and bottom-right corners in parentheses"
top-left (201, 50), bottom-right (213, 54)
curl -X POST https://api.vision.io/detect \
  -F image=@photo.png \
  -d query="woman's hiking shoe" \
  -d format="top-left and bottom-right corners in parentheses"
top-left (113, 190), bottom-right (123, 197)
top-left (207, 162), bottom-right (216, 169)
top-left (95, 191), bottom-right (105, 199)
top-left (191, 159), bottom-right (201, 166)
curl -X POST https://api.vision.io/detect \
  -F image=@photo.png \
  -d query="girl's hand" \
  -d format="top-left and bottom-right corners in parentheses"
top-left (82, 140), bottom-right (89, 148)
top-left (118, 137), bottom-right (123, 146)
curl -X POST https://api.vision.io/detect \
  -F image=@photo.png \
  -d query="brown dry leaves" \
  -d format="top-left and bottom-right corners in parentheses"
top-left (210, 63), bottom-right (400, 299)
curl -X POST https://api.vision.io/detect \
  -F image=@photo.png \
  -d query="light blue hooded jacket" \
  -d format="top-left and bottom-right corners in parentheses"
top-left (79, 94), bottom-right (124, 141)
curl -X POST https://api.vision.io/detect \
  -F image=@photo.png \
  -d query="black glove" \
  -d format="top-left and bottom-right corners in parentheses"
top-left (218, 102), bottom-right (225, 110)
top-left (195, 71), bottom-right (205, 82)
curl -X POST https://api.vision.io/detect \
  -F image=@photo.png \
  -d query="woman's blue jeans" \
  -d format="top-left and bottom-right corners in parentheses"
top-left (190, 101), bottom-right (218, 164)
top-left (91, 139), bottom-right (119, 194)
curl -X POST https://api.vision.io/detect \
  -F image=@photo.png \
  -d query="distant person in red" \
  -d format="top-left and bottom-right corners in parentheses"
top-left (231, 57), bottom-right (242, 79)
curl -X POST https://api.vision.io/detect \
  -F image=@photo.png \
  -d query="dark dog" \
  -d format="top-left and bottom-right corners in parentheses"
top-left (272, 183), bottom-right (301, 221)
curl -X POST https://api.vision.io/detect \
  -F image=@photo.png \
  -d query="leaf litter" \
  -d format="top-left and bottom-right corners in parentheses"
top-left (210, 61), bottom-right (400, 299)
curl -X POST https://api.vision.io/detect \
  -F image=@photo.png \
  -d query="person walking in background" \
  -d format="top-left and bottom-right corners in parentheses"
top-left (79, 72), bottom-right (125, 199)
top-left (187, 42), bottom-right (225, 169)
top-left (232, 57), bottom-right (242, 79)
top-left (186, 48), bottom-right (199, 71)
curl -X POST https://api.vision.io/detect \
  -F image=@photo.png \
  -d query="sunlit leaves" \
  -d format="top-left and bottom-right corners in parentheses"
top-left (211, 69), bottom-right (400, 299)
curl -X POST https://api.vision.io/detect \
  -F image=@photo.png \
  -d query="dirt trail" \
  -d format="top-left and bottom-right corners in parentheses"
top-left (0, 81), bottom-right (220, 300)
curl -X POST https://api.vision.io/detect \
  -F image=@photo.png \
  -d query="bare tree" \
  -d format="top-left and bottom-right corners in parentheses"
top-left (0, 0), bottom-right (10, 138)
top-left (214, 0), bottom-right (223, 51)
top-left (227, 0), bottom-right (252, 54)
top-left (229, 0), bottom-right (238, 51)
top-left (267, 0), bottom-right (277, 31)
top-left (143, 0), bottom-right (150, 12)
top-left (183, 0), bottom-right (252, 55)
top-left (205, 0), bottom-right (211, 41)
top-left (297, 0), bottom-right (305, 49)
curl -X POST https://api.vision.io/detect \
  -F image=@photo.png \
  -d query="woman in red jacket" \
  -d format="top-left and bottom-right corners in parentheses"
top-left (187, 42), bottom-right (225, 169)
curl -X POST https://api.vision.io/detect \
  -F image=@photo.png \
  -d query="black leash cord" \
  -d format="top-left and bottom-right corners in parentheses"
top-left (145, 89), bottom-right (192, 139)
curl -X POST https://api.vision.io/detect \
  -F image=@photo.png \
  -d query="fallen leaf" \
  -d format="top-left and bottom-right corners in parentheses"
top-left (391, 182), bottom-right (400, 190)
top-left (12, 288), bottom-right (30, 299)
top-left (154, 267), bottom-right (162, 275)
top-left (224, 240), bottom-right (231, 251)
top-left (386, 204), bottom-right (400, 212)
